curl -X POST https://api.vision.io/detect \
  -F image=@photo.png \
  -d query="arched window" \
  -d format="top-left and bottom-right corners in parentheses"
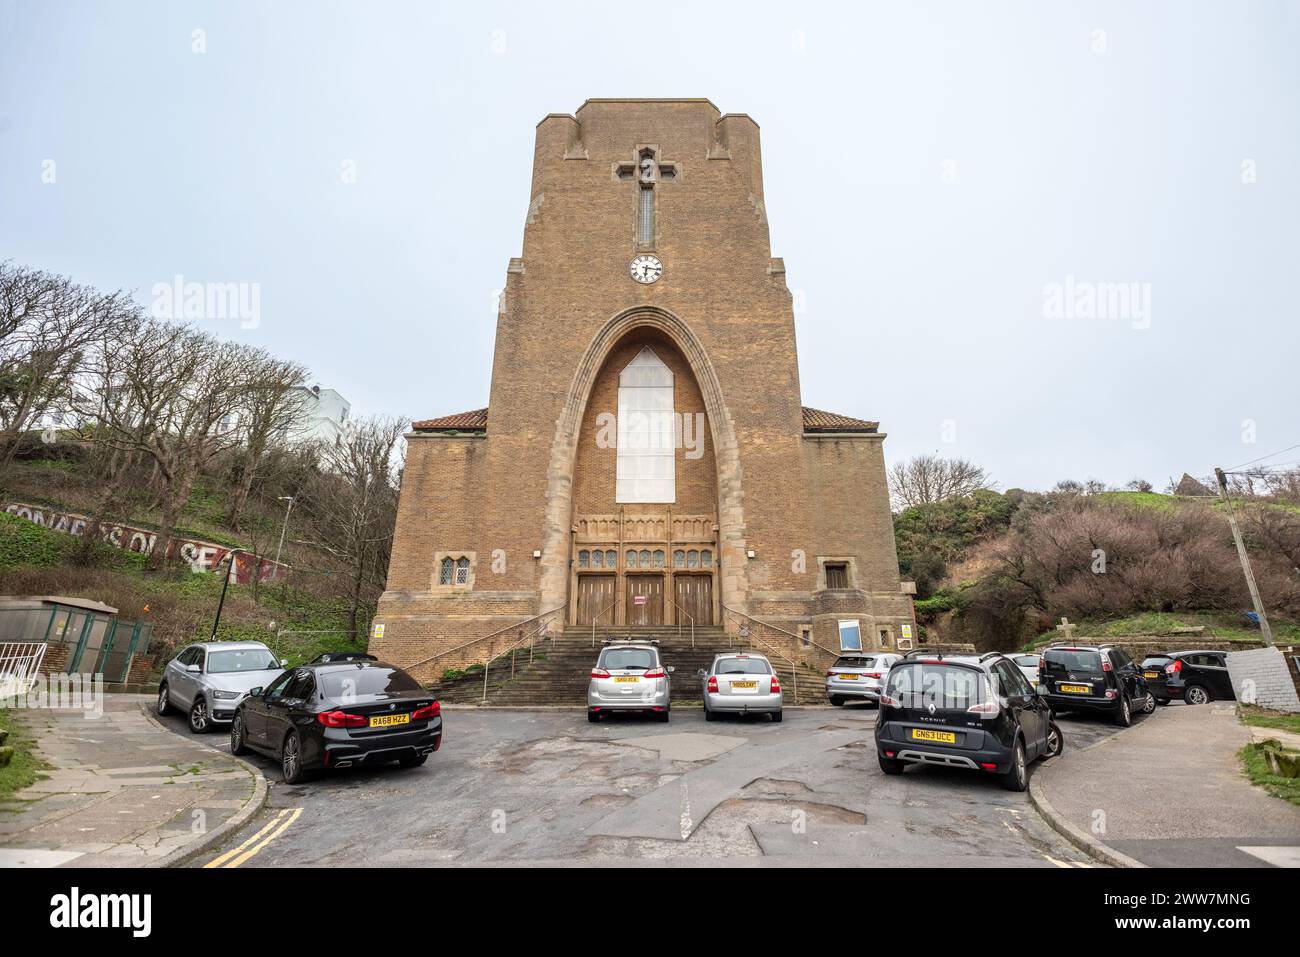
top-left (700, 549), bottom-right (712, 568)
top-left (673, 550), bottom-right (686, 568)
top-left (639, 549), bottom-right (651, 567)
top-left (455, 557), bottom-right (470, 584)
top-left (439, 557), bottom-right (453, 585)
top-left (617, 347), bottom-right (674, 503)
top-left (626, 550), bottom-right (637, 569)
top-left (578, 550), bottom-right (589, 569)
top-left (592, 550), bottom-right (604, 569)
top-left (652, 550), bottom-right (665, 568)
top-left (688, 550), bottom-right (699, 569)
top-left (605, 549), bottom-right (617, 568)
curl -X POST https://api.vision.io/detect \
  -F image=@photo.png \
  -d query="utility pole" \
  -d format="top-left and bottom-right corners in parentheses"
top-left (1215, 467), bottom-right (1274, 646)
top-left (209, 551), bottom-right (238, 642)
top-left (274, 495), bottom-right (295, 566)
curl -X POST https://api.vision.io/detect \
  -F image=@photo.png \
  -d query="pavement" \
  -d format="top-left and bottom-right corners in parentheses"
top-left (182, 705), bottom-right (1114, 868)
top-left (1031, 702), bottom-right (1300, 868)
top-left (0, 694), bottom-right (265, 868)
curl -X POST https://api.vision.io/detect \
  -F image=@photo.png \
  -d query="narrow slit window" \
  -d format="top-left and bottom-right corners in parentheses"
top-left (638, 186), bottom-right (654, 245)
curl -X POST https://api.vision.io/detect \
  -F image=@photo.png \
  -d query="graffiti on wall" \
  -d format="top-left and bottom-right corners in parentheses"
top-left (4, 502), bottom-right (289, 584)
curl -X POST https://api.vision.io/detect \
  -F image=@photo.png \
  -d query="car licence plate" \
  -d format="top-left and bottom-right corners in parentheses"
top-left (1143, 671), bottom-right (1160, 679)
top-left (614, 676), bottom-right (640, 683)
top-left (731, 680), bottom-right (758, 689)
top-left (1058, 684), bottom-right (1091, 694)
top-left (910, 728), bottom-right (956, 744)
top-left (369, 713), bottom-right (410, 728)
top-left (838, 674), bottom-right (859, 680)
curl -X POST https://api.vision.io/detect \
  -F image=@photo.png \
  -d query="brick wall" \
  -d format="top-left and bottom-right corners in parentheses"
top-left (1226, 646), bottom-right (1300, 713)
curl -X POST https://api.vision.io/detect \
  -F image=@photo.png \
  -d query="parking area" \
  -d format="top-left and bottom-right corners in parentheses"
top-left (166, 703), bottom-right (1145, 867)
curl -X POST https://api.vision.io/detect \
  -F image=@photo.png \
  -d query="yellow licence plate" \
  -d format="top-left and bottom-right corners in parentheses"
top-left (614, 675), bottom-right (640, 683)
top-left (369, 713), bottom-right (410, 728)
top-left (910, 728), bottom-right (956, 744)
top-left (1058, 684), bottom-right (1091, 694)
top-left (838, 674), bottom-right (860, 680)
top-left (731, 680), bottom-right (758, 689)
top-left (1144, 672), bottom-right (1160, 679)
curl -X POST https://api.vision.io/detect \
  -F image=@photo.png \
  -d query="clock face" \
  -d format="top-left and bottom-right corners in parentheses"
top-left (629, 255), bottom-right (663, 284)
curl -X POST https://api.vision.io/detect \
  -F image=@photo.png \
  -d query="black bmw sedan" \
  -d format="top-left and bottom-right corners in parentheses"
top-left (230, 659), bottom-right (442, 783)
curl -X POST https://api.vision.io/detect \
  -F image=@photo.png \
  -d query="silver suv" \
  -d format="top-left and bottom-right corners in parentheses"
top-left (157, 641), bottom-right (287, 733)
top-left (587, 639), bottom-right (673, 723)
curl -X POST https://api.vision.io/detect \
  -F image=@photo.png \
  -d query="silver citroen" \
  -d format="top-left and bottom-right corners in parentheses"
top-left (587, 639), bottom-right (673, 723)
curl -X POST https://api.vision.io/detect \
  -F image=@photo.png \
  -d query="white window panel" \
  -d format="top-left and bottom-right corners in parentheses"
top-left (616, 349), bottom-right (674, 504)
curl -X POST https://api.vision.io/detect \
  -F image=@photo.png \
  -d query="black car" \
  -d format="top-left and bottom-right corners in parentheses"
top-left (311, 652), bottom-right (379, 663)
top-left (1141, 650), bottom-right (1235, 706)
top-left (1040, 644), bottom-right (1154, 726)
top-left (231, 660), bottom-right (442, 783)
top-left (875, 652), bottom-right (1062, 792)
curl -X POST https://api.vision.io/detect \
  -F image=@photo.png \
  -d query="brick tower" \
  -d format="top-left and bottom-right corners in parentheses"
top-left (373, 99), bottom-right (913, 678)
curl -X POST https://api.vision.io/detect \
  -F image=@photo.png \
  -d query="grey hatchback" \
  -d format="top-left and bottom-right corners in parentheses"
top-left (587, 640), bottom-right (673, 722)
top-left (157, 641), bottom-right (287, 733)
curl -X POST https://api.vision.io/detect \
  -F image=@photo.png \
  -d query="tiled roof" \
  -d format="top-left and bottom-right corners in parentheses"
top-left (801, 406), bottom-right (878, 433)
top-left (412, 405), bottom-right (876, 434)
top-left (411, 408), bottom-right (488, 432)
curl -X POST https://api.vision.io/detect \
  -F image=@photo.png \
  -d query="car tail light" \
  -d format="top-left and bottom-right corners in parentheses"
top-left (412, 701), bottom-right (440, 721)
top-left (1102, 658), bottom-right (1113, 672)
top-left (591, 668), bottom-right (611, 679)
top-left (885, 750), bottom-right (896, 758)
top-left (1167, 660), bottom-right (1182, 675)
top-left (979, 762), bottom-right (998, 771)
top-left (770, 676), bottom-right (781, 694)
top-left (967, 701), bottom-right (1000, 715)
top-left (643, 669), bottom-right (665, 679)
top-left (317, 710), bottom-right (366, 728)
top-left (1104, 690), bottom-right (1117, 699)
top-left (865, 672), bottom-right (881, 679)
top-left (879, 693), bottom-right (901, 708)
top-left (825, 671), bottom-right (836, 678)
top-left (707, 676), bottom-right (718, 693)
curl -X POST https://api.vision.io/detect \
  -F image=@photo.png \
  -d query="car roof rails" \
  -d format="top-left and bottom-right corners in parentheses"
top-left (902, 648), bottom-right (942, 660)
top-left (978, 651), bottom-right (1006, 662)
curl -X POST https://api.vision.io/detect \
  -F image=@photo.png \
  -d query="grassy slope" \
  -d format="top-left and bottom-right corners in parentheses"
top-left (0, 512), bottom-right (367, 671)
top-left (0, 708), bottom-right (47, 806)
top-left (1239, 705), bottom-right (1300, 736)
top-left (1239, 744), bottom-right (1300, 807)
top-left (1026, 611), bottom-right (1300, 649)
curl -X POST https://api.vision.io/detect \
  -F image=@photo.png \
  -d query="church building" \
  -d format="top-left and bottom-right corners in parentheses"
top-left (373, 99), bottom-right (913, 677)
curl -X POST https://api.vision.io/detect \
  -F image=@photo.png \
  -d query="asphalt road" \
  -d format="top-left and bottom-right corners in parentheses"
top-left (157, 702), bottom-right (1141, 868)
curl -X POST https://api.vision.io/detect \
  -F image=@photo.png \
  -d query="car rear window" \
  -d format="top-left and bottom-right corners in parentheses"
top-left (207, 648), bottom-right (279, 673)
top-left (599, 648), bottom-right (658, 671)
top-left (1141, 656), bottom-right (1172, 668)
top-left (834, 656), bottom-right (876, 669)
top-left (319, 666), bottom-right (422, 700)
top-left (714, 656), bottom-right (772, 675)
top-left (1043, 649), bottom-right (1105, 675)
top-left (884, 663), bottom-right (987, 709)
top-left (1012, 655), bottom-right (1040, 667)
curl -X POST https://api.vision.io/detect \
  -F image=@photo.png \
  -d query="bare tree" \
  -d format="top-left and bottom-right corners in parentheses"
top-left (0, 262), bottom-right (133, 469)
top-left (225, 353), bottom-right (310, 530)
top-left (888, 454), bottom-right (992, 510)
top-left (297, 416), bottom-right (405, 641)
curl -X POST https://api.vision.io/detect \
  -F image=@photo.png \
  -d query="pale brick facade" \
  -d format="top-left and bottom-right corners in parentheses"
top-left (374, 99), bottom-right (913, 680)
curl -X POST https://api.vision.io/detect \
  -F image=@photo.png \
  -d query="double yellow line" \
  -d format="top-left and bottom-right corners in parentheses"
top-left (205, 807), bottom-right (302, 868)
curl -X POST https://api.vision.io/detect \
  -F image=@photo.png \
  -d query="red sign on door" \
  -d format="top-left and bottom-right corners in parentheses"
top-left (633, 595), bottom-right (647, 605)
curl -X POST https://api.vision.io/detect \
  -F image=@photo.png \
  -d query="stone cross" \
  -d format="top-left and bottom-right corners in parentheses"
top-left (1055, 617), bottom-right (1077, 642)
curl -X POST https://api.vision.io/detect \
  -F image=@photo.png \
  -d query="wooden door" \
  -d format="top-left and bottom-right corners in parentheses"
top-left (674, 575), bottom-right (713, 626)
top-left (576, 575), bottom-right (616, 626)
top-left (625, 575), bottom-right (664, 626)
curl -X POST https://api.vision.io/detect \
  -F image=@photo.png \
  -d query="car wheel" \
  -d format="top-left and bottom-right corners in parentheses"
top-left (1185, 684), bottom-right (1211, 706)
top-left (829, 696), bottom-right (844, 706)
top-left (230, 712), bottom-right (250, 755)
top-left (156, 683), bottom-right (173, 716)
top-left (188, 697), bottom-right (211, 734)
top-left (281, 731), bottom-right (307, 784)
top-left (398, 753), bottom-right (427, 769)
top-left (770, 710), bottom-right (783, 723)
top-left (1141, 693), bottom-right (1156, 715)
top-left (587, 710), bottom-right (600, 723)
top-left (1044, 721), bottom-right (1064, 759)
top-left (1114, 695), bottom-right (1132, 727)
top-left (1002, 739), bottom-right (1028, 792)
top-left (878, 755), bottom-right (904, 775)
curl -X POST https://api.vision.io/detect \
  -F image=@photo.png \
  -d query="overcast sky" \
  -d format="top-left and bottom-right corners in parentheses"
top-left (2, 0), bottom-right (1296, 492)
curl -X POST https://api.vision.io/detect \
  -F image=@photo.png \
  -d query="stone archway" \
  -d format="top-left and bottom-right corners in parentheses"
top-left (537, 306), bottom-right (748, 627)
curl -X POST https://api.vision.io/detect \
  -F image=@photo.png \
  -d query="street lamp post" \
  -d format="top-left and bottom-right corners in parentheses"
top-left (209, 551), bottom-right (238, 642)
top-left (274, 495), bottom-right (295, 566)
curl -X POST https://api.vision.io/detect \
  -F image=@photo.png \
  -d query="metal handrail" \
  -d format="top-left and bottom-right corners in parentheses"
top-left (721, 607), bottom-right (801, 700)
top-left (670, 600), bottom-right (696, 649)
top-left (590, 599), bottom-right (619, 647)
top-left (721, 603), bottom-right (841, 665)
top-left (482, 614), bottom-right (557, 703)
top-left (407, 604), bottom-right (566, 673)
